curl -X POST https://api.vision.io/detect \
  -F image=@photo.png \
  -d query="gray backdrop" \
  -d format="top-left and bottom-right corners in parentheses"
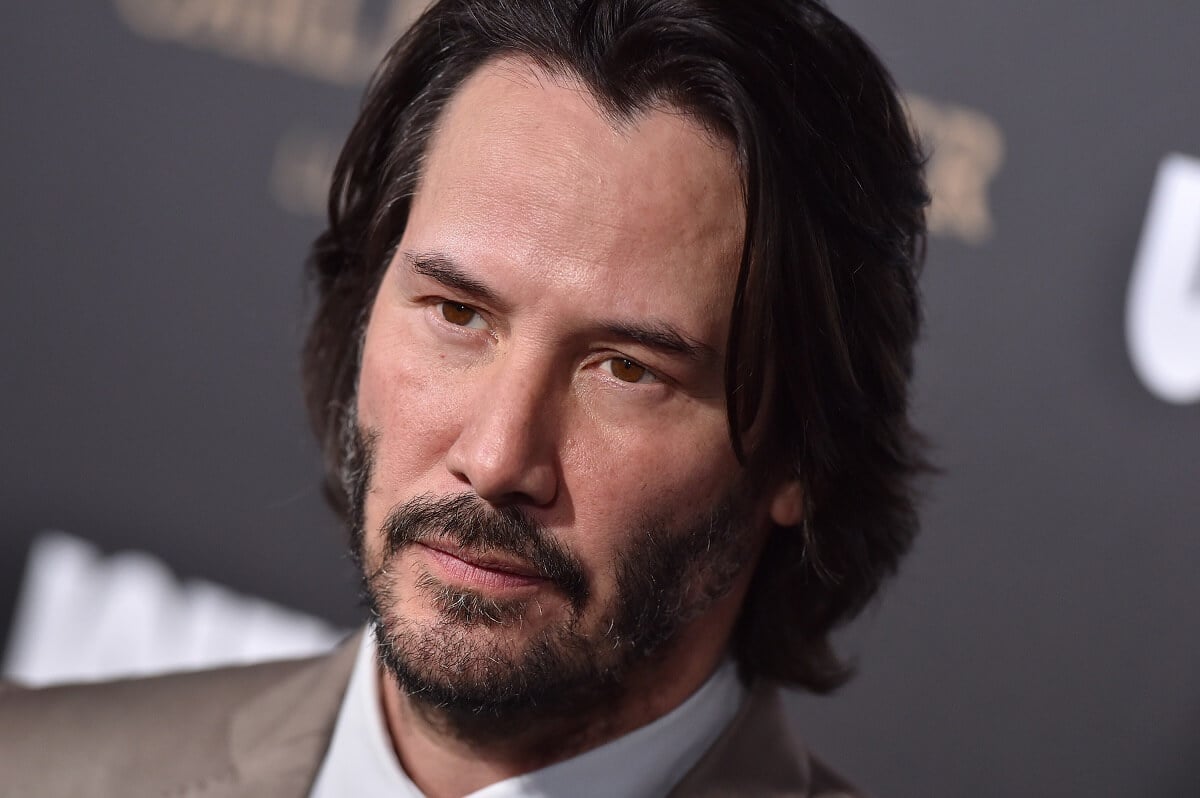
top-left (2, 2), bottom-right (1197, 795)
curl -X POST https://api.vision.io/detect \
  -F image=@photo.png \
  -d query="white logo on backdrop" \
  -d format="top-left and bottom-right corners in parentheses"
top-left (4, 532), bottom-right (343, 685)
top-left (1126, 153), bottom-right (1200, 404)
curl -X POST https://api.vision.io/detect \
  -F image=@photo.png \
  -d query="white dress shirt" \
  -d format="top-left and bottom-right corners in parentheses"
top-left (310, 626), bottom-right (746, 798)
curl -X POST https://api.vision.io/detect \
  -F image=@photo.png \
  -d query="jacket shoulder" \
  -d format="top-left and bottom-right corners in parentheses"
top-left (0, 635), bottom-right (358, 798)
top-left (808, 752), bottom-right (863, 797)
top-left (669, 682), bottom-right (864, 798)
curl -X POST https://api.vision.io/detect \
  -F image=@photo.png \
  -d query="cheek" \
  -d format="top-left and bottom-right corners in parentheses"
top-left (563, 405), bottom-right (739, 559)
top-left (604, 410), bottom-right (735, 501)
top-left (356, 310), bottom-right (468, 516)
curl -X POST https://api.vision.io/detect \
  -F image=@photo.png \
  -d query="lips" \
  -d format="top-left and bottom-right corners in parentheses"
top-left (418, 540), bottom-right (548, 589)
top-left (378, 494), bottom-right (589, 609)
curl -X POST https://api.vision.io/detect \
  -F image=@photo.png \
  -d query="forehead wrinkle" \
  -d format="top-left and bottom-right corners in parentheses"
top-left (429, 56), bottom-right (741, 230)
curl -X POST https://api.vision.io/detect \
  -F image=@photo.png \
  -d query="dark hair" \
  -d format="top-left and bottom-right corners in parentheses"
top-left (303, 0), bottom-right (929, 693)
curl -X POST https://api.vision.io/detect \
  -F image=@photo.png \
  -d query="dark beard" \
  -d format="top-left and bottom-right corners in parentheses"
top-left (343, 418), bottom-right (752, 739)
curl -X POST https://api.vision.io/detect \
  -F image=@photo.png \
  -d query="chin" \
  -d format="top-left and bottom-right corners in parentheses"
top-left (369, 583), bottom-right (626, 725)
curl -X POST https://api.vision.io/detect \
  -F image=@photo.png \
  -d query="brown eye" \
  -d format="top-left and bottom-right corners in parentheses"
top-left (608, 357), bottom-right (650, 383)
top-left (440, 302), bottom-right (480, 327)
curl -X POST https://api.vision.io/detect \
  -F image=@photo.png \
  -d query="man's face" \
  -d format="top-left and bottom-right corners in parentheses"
top-left (353, 57), bottom-right (789, 722)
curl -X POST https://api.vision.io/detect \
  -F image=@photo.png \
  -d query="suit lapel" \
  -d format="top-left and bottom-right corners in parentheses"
top-left (667, 682), bottom-right (813, 797)
top-left (224, 632), bottom-right (361, 796)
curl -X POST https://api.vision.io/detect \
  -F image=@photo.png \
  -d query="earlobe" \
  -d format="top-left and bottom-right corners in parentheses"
top-left (768, 480), bottom-right (805, 527)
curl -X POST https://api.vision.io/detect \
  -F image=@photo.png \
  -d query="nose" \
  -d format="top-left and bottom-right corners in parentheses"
top-left (444, 358), bottom-right (560, 507)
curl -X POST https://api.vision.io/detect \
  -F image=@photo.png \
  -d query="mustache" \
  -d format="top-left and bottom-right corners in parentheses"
top-left (381, 493), bottom-right (589, 611)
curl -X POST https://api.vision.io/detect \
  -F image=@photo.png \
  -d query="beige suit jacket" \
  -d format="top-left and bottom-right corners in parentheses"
top-left (0, 635), bottom-right (859, 797)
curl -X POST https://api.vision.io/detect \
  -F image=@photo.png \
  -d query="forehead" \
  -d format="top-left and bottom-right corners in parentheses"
top-left (402, 56), bottom-right (745, 337)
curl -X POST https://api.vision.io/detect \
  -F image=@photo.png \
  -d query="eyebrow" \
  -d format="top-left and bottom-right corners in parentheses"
top-left (599, 320), bottom-right (714, 363)
top-left (403, 249), bottom-right (715, 363)
top-left (405, 250), bottom-right (500, 305)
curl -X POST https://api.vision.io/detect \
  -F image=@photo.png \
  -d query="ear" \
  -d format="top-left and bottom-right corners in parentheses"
top-left (768, 480), bottom-right (805, 527)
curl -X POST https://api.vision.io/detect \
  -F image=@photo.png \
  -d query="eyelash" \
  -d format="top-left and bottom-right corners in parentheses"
top-left (429, 299), bottom-right (661, 386)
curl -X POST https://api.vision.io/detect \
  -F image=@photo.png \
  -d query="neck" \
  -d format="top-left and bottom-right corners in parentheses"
top-left (376, 631), bottom-right (729, 798)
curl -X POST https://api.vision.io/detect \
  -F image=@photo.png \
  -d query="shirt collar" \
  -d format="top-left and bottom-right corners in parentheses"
top-left (311, 626), bottom-right (746, 798)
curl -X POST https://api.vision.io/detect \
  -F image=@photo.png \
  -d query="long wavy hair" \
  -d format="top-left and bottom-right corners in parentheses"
top-left (303, 0), bottom-right (929, 693)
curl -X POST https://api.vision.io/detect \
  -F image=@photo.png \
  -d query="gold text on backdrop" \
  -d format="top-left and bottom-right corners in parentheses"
top-left (113, 0), bottom-right (429, 85)
top-left (114, 2), bottom-right (1006, 249)
top-left (907, 95), bottom-right (1005, 245)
